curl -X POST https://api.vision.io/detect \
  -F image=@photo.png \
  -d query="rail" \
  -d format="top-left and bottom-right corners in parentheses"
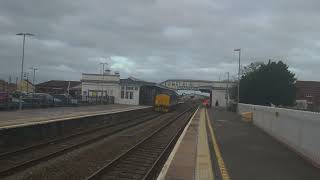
top-left (85, 106), bottom-right (195, 180)
top-left (0, 112), bottom-right (160, 177)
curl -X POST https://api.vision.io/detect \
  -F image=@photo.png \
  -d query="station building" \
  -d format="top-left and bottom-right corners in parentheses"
top-left (118, 77), bottom-right (155, 105)
top-left (81, 72), bottom-right (120, 103)
top-left (118, 77), bottom-right (177, 106)
top-left (81, 72), bottom-right (177, 106)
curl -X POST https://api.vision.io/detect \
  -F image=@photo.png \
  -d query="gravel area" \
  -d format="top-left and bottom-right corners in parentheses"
top-left (0, 111), bottom-right (158, 175)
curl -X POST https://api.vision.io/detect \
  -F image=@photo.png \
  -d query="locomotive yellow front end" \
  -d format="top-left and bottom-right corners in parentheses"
top-left (154, 94), bottom-right (170, 112)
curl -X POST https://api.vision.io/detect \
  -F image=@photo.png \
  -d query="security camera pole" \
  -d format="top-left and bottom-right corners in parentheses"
top-left (16, 32), bottom-right (34, 110)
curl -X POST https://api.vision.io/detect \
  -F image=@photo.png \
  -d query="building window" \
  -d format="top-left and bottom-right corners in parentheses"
top-left (121, 86), bottom-right (124, 90)
top-left (306, 92), bottom-right (312, 97)
top-left (110, 90), bottom-right (113, 95)
top-left (135, 87), bottom-right (138, 90)
top-left (129, 92), bottom-right (133, 99)
top-left (121, 91), bottom-right (124, 98)
top-left (125, 91), bottom-right (129, 99)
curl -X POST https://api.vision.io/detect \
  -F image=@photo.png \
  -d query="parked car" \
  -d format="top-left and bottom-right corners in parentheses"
top-left (52, 94), bottom-right (78, 105)
top-left (0, 92), bottom-right (10, 103)
top-left (0, 92), bottom-right (10, 109)
top-left (23, 93), bottom-right (56, 107)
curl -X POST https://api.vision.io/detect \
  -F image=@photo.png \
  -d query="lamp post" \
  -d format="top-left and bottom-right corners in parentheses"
top-left (234, 48), bottom-right (241, 104)
top-left (226, 72), bottom-right (230, 108)
top-left (17, 33), bottom-right (34, 110)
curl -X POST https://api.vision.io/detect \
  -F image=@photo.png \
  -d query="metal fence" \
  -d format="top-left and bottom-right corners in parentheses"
top-left (238, 103), bottom-right (320, 167)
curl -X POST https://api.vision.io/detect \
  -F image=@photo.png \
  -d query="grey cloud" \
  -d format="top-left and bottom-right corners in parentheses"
top-left (0, 0), bottom-right (320, 83)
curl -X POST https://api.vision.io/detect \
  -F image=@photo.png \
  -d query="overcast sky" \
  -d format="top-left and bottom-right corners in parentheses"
top-left (0, 0), bottom-right (319, 83)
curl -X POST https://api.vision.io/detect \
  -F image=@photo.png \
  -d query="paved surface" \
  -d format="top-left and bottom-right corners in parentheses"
top-left (196, 108), bottom-right (214, 180)
top-left (159, 107), bottom-right (200, 180)
top-left (0, 104), bottom-right (149, 129)
top-left (159, 107), bottom-right (215, 180)
top-left (208, 108), bottom-right (320, 180)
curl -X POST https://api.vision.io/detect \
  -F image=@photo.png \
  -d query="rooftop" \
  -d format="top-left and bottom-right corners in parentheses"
top-left (120, 77), bottom-right (155, 86)
top-left (36, 80), bottom-right (81, 88)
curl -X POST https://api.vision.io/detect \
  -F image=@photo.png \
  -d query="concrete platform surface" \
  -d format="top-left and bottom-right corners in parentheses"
top-left (0, 104), bottom-right (149, 129)
top-left (158, 107), bottom-right (215, 180)
top-left (208, 108), bottom-right (320, 180)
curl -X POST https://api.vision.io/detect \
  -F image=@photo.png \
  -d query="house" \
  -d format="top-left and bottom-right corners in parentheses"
top-left (0, 80), bottom-right (6, 91)
top-left (36, 80), bottom-right (81, 95)
top-left (17, 79), bottom-right (34, 93)
top-left (295, 81), bottom-right (320, 112)
top-left (0, 80), bottom-right (17, 92)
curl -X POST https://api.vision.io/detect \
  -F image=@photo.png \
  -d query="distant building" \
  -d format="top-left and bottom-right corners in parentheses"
top-left (161, 79), bottom-right (235, 107)
top-left (17, 79), bottom-right (34, 93)
top-left (160, 79), bottom-right (235, 90)
top-left (0, 80), bottom-right (17, 92)
top-left (36, 80), bottom-right (81, 95)
top-left (81, 73), bottom-right (120, 102)
top-left (0, 80), bottom-right (7, 91)
top-left (295, 81), bottom-right (320, 112)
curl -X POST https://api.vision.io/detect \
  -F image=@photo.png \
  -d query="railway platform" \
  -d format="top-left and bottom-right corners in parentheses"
top-left (158, 107), bottom-right (215, 180)
top-left (158, 107), bottom-right (320, 180)
top-left (0, 104), bottom-right (149, 129)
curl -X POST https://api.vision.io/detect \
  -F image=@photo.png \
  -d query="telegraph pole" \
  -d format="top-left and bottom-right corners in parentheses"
top-left (226, 72), bottom-right (229, 108)
top-left (29, 67), bottom-right (39, 92)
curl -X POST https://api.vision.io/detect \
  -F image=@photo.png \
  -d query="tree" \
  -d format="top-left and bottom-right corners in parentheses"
top-left (240, 60), bottom-right (296, 106)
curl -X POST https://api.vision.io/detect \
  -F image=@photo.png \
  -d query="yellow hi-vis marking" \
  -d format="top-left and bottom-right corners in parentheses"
top-left (205, 109), bottom-right (231, 180)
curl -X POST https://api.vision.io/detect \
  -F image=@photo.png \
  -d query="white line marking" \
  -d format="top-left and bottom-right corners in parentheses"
top-left (156, 106), bottom-right (200, 180)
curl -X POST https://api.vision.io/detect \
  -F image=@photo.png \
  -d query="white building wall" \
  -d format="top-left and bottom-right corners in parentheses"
top-left (81, 82), bottom-right (120, 101)
top-left (212, 89), bottom-right (227, 107)
top-left (118, 86), bottom-right (140, 105)
top-left (238, 103), bottom-right (320, 167)
top-left (81, 73), bottom-right (120, 102)
top-left (82, 74), bottom-right (119, 82)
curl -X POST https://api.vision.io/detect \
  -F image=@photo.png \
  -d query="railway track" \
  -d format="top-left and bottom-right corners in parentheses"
top-left (0, 111), bottom-right (161, 177)
top-left (85, 107), bottom-right (195, 180)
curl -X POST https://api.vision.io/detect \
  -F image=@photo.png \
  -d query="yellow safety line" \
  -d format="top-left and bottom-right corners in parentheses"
top-left (205, 109), bottom-right (231, 180)
top-left (196, 108), bottom-right (215, 180)
top-left (156, 106), bottom-right (200, 180)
